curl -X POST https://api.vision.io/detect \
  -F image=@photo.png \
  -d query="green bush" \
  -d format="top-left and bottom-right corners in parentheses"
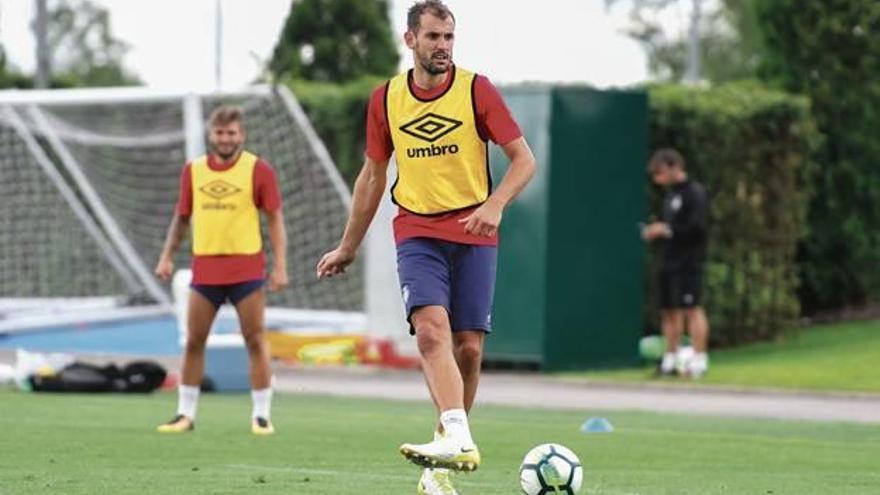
top-left (649, 82), bottom-right (819, 345)
top-left (286, 76), bottom-right (385, 186)
top-left (753, 0), bottom-right (880, 313)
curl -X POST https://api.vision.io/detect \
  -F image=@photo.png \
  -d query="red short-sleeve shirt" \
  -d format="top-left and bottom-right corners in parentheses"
top-left (177, 154), bottom-right (282, 285)
top-left (366, 68), bottom-right (522, 246)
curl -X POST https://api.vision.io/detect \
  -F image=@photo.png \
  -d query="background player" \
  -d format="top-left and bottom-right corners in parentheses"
top-left (154, 105), bottom-right (289, 434)
top-left (643, 148), bottom-right (710, 378)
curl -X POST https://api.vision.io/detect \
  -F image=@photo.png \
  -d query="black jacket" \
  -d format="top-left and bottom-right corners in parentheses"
top-left (657, 179), bottom-right (708, 271)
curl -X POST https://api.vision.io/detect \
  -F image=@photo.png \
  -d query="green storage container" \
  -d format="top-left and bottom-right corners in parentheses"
top-left (486, 86), bottom-right (648, 371)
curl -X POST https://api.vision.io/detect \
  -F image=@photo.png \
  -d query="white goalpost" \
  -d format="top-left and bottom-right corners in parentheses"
top-left (0, 85), bottom-right (371, 340)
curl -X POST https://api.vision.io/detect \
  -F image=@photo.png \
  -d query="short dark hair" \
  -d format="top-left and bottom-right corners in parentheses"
top-left (208, 104), bottom-right (245, 129)
top-left (650, 148), bottom-right (686, 169)
top-left (407, 0), bottom-right (455, 33)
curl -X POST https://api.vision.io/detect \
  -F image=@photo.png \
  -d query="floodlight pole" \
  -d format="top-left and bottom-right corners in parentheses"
top-left (34, 0), bottom-right (50, 89)
top-left (684, 0), bottom-right (702, 85)
top-left (215, 0), bottom-right (223, 89)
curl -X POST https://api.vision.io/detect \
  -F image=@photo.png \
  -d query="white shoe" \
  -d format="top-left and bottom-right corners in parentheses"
top-left (688, 353), bottom-right (709, 379)
top-left (418, 468), bottom-right (459, 495)
top-left (400, 436), bottom-right (481, 471)
top-left (675, 346), bottom-right (695, 375)
top-left (658, 352), bottom-right (677, 375)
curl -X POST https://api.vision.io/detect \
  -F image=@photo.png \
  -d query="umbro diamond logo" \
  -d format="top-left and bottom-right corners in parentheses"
top-left (200, 180), bottom-right (241, 200)
top-left (399, 113), bottom-right (462, 143)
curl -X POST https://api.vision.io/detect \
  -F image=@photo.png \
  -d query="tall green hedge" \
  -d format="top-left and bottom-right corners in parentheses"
top-left (649, 82), bottom-right (818, 345)
top-left (753, 0), bottom-right (880, 313)
top-left (287, 76), bottom-right (384, 186)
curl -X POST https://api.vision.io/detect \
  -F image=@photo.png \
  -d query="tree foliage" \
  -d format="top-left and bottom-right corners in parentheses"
top-left (0, 48), bottom-right (35, 89)
top-left (271, 0), bottom-right (399, 82)
top-left (46, 0), bottom-right (140, 87)
top-left (608, 0), bottom-right (761, 83)
top-left (288, 76), bottom-right (384, 185)
top-left (754, 0), bottom-right (880, 312)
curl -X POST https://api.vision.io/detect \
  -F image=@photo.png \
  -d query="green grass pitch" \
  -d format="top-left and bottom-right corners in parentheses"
top-left (572, 320), bottom-right (880, 393)
top-left (1, 390), bottom-right (878, 494)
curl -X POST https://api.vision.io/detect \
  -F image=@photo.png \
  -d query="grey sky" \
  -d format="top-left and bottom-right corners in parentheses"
top-left (0, 1), bottom-right (702, 90)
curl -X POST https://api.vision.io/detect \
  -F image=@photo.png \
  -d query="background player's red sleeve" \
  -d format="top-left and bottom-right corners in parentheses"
top-left (474, 75), bottom-right (523, 145)
top-left (254, 159), bottom-right (282, 212)
top-left (365, 83), bottom-right (394, 162)
top-left (176, 163), bottom-right (192, 216)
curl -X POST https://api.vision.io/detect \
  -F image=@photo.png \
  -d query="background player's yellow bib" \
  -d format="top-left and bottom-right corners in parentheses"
top-left (387, 66), bottom-right (490, 215)
top-left (191, 151), bottom-right (262, 255)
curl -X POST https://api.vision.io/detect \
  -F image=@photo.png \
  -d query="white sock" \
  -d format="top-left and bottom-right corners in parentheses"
top-left (177, 384), bottom-right (200, 420)
top-left (660, 352), bottom-right (676, 372)
top-left (251, 387), bottom-right (273, 420)
top-left (439, 409), bottom-right (474, 446)
top-left (691, 352), bottom-right (709, 372)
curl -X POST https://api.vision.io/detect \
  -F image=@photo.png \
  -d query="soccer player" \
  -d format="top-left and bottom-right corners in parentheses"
top-left (643, 148), bottom-right (710, 378)
top-left (154, 105), bottom-right (288, 434)
top-left (317, 1), bottom-right (536, 492)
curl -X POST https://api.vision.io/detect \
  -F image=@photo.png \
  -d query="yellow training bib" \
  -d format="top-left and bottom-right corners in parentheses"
top-left (190, 151), bottom-right (262, 255)
top-left (387, 66), bottom-right (490, 215)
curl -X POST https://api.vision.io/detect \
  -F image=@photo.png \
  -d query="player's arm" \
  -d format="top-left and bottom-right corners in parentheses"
top-left (460, 137), bottom-right (536, 237)
top-left (256, 162), bottom-right (289, 291)
top-left (316, 155), bottom-right (389, 279)
top-left (156, 164), bottom-right (192, 281)
top-left (266, 208), bottom-right (289, 291)
top-left (155, 213), bottom-right (190, 281)
top-left (460, 76), bottom-right (537, 237)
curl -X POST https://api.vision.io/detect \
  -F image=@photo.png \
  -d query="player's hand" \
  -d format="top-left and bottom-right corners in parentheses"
top-left (268, 264), bottom-right (289, 292)
top-left (642, 222), bottom-right (671, 241)
top-left (459, 199), bottom-right (503, 237)
top-left (154, 256), bottom-right (173, 281)
top-left (316, 246), bottom-right (356, 279)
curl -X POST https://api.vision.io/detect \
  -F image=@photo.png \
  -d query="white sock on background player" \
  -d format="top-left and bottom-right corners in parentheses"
top-left (660, 352), bottom-right (677, 374)
top-left (251, 387), bottom-right (273, 420)
top-left (690, 352), bottom-right (709, 377)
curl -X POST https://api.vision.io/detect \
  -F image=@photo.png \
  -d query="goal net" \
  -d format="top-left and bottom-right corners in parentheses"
top-left (0, 85), bottom-right (364, 334)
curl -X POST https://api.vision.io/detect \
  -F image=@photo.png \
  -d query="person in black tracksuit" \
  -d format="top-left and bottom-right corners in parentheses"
top-left (642, 148), bottom-right (710, 377)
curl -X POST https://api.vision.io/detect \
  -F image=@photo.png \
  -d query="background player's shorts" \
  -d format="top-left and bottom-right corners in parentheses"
top-left (396, 237), bottom-right (497, 334)
top-left (658, 267), bottom-right (703, 309)
top-left (191, 279), bottom-right (265, 309)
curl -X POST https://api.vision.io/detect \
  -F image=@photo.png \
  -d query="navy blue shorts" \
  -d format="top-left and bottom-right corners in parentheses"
top-left (396, 237), bottom-right (498, 334)
top-left (191, 279), bottom-right (265, 309)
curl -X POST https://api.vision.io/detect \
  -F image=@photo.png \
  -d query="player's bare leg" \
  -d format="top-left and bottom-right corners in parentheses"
top-left (413, 306), bottom-right (464, 412)
top-left (659, 309), bottom-right (684, 375)
top-left (684, 306), bottom-right (710, 377)
top-left (431, 329), bottom-right (484, 429)
top-left (453, 330), bottom-right (484, 413)
top-left (157, 290), bottom-right (217, 433)
top-left (419, 330), bottom-right (486, 493)
top-left (401, 306), bottom-right (480, 471)
top-left (180, 291), bottom-right (219, 387)
top-left (234, 288), bottom-right (275, 434)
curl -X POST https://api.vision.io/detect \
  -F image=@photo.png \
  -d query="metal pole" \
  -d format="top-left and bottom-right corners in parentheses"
top-left (685, 0), bottom-right (702, 84)
top-left (34, 0), bottom-right (50, 89)
top-left (215, 0), bottom-right (223, 89)
top-left (183, 93), bottom-right (206, 160)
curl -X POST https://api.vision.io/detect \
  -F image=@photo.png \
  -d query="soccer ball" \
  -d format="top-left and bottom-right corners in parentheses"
top-left (519, 443), bottom-right (583, 495)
